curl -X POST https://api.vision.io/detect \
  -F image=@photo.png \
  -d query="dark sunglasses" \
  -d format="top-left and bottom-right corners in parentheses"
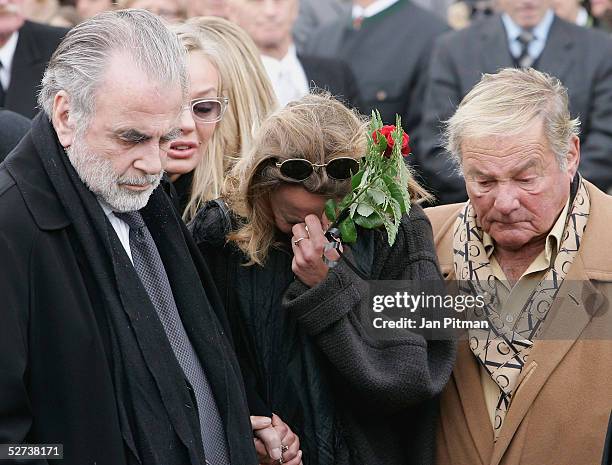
top-left (189, 97), bottom-right (229, 123)
top-left (275, 157), bottom-right (360, 181)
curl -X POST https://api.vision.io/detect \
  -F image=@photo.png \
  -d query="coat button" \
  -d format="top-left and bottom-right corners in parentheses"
top-left (376, 90), bottom-right (387, 101)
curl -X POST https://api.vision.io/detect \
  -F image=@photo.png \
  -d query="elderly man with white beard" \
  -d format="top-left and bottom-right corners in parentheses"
top-left (0, 9), bottom-right (259, 465)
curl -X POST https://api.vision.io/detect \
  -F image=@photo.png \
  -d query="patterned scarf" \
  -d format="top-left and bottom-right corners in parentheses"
top-left (452, 177), bottom-right (590, 439)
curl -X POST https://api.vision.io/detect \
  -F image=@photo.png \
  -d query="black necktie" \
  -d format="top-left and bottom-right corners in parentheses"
top-left (115, 211), bottom-right (230, 465)
top-left (0, 60), bottom-right (6, 107)
top-left (517, 30), bottom-right (535, 68)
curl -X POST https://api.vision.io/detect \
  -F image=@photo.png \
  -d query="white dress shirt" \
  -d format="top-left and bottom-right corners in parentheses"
top-left (0, 31), bottom-right (19, 90)
top-left (261, 44), bottom-right (309, 107)
top-left (351, 0), bottom-right (399, 19)
top-left (99, 199), bottom-right (133, 263)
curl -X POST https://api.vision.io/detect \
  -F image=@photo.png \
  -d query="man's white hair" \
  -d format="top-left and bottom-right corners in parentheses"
top-left (38, 8), bottom-right (187, 131)
top-left (444, 67), bottom-right (580, 171)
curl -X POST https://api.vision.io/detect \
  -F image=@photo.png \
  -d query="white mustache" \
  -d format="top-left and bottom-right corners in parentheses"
top-left (118, 174), bottom-right (161, 186)
top-left (0, 4), bottom-right (21, 14)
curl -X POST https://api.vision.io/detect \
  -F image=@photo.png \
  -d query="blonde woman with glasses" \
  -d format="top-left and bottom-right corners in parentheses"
top-left (168, 17), bottom-right (304, 465)
top-left (165, 17), bottom-right (278, 220)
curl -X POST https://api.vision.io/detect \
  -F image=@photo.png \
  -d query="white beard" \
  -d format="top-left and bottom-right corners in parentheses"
top-left (66, 139), bottom-right (162, 212)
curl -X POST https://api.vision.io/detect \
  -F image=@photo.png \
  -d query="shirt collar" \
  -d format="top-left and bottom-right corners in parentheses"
top-left (575, 7), bottom-right (589, 27)
top-left (483, 196), bottom-right (571, 265)
top-left (352, 0), bottom-right (399, 19)
top-left (501, 9), bottom-right (554, 42)
top-left (0, 31), bottom-right (19, 87)
top-left (97, 198), bottom-right (116, 218)
top-left (261, 44), bottom-right (300, 77)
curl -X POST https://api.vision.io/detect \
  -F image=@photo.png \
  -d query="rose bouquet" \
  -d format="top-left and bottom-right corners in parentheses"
top-left (324, 111), bottom-right (411, 247)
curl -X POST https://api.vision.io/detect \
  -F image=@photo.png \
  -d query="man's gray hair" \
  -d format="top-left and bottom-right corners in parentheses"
top-left (444, 68), bottom-right (580, 171)
top-left (38, 9), bottom-right (187, 129)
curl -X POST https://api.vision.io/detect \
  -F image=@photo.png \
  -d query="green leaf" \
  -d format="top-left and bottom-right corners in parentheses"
top-left (389, 197), bottom-right (402, 224)
top-left (356, 202), bottom-right (375, 217)
top-left (375, 131), bottom-right (387, 153)
top-left (339, 216), bottom-right (358, 243)
top-left (325, 198), bottom-right (337, 222)
top-left (338, 193), bottom-right (353, 210)
top-left (355, 211), bottom-right (384, 229)
top-left (351, 169), bottom-right (365, 190)
top-left (369, 188), bottom-right (387, 206)
top-left (383, 175), bottom-right (406, 213)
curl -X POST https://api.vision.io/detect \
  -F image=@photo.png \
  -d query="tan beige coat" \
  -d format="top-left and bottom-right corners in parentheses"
top-left (426, 181), bottom-right (612, 465)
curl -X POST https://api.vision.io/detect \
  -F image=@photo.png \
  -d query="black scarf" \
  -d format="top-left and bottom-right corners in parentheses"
top-left (29, 114), bottom-right (255, 465)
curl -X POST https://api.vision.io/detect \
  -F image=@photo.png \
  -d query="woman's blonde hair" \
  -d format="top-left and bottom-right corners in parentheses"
top-left (228, 92), bottom-right (429, 265)
top-left (173, 17), bottom-right (278, 220)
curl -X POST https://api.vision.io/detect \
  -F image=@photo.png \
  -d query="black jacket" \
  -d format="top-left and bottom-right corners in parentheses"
top-left (299, 54), bottom-right (362, 110)
top-left (0, 117), bottom-right (257, 465)
top-left (305, 0), bottom-right (449, 147)
top-left (4, 21), bottom-right (67, 118)
top-left (191, 201), bottom-right (456, 465)
top-left (0, 109), bottom-right (30, 162)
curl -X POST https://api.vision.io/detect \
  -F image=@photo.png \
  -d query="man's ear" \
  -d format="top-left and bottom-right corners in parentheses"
top-left (52, 91), bottom-right (76, 148)
top-left (566, 134), bottom-right (580, 179)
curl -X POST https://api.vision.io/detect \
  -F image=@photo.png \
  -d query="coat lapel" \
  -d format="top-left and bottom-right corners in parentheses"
top-left (536, 17), bottom-right (576, 84)
top-left (452, 341), bottom-right (495, 464)
top-left (490, 254), bottom-right (605, 465)
top-left (6, 22), bottom-right (45, 116)
top-left (480, 17), bottom-right (515, 75)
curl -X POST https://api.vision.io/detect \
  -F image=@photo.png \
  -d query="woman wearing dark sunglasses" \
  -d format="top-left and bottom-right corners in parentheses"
top-left (190, 93), bottom-right (455, 465)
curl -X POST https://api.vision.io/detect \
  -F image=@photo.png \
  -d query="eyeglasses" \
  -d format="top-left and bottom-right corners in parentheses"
top-left (275, 157), bottom-right (360, 181)
top-left (188, 97), bottom-right (229, 123)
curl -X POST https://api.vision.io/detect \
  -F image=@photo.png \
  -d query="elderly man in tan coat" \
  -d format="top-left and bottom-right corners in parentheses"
top-left (426, 68), bottom-right (612, 465)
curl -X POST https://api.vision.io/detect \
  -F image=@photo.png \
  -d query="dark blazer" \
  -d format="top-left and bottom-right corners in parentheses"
top-left (0, 121), bottom-right (257, 465)
top-left (5, 21), bottom-right (67, 118)
top-left (417, 14), bottom-right (612, 204)
top-left (305, 0), bottom-right (448, 148)
top-left (299, 54), bottom-right (361, 110)
top-left (0, 109), bottom-right (30, 162)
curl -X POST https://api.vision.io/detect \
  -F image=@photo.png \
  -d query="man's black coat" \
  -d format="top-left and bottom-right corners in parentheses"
top-left (299, 54), bottom-right (362, 110)
top-left (4, 21), bottom-right (67, 118)
top-left (0, 116), bottom-right (257, 465)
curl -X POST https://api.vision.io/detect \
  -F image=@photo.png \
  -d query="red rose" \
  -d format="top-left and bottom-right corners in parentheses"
top-left (372, 125), bottom-right (410, 158)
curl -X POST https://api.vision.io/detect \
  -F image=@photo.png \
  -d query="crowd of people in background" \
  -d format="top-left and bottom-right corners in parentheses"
top-left (2, 0), bottom-right (612, 204)
top-left (1, 1), bottom-right (612, 465)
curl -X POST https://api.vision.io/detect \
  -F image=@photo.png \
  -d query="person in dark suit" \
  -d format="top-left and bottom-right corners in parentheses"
top-left (0, 1), bottom-right (67, 118)
top-left (0, 108), bottom-right (29, 162)
top-left (418, 0), bottom-right (612, 204)
top-left (226, 0), bottom-right (360, 109)
top-left (0, 9), bottom-right (258, 465)
top-left (304, 0), bottom-right (448, 150)
top-left (293, 0), bottom-right (350, 52)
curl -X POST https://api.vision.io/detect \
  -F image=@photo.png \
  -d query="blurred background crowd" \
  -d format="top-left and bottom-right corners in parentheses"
top-left (1, 0), bottom-right (612, 205)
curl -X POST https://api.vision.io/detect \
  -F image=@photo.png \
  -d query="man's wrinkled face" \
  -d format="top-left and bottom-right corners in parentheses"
top-left (228, 0), bottom-right (298, 52)
top-left (67, 54), bottom-right (183, 212)
top-left (498, 0), bottom-right (551, 28)
top-left (187, 0), bottom-right (228, 18)
top-left (462, 120), bottom-right (578, 251)
top-left (0, 0), bottom-right (24, 38)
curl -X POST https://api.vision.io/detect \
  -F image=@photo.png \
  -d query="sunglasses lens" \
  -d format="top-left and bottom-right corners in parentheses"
top-left (191, 100), bottom-right (222, 122)
top-left (280, 160), bottom-right (313, 181)
top-left (326, 158), bottom-right (360, 179)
